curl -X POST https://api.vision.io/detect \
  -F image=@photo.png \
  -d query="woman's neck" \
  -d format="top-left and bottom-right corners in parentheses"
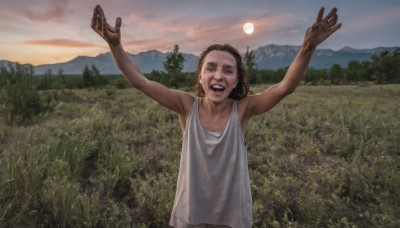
top-left (201, 97), bottom-right (233, 116)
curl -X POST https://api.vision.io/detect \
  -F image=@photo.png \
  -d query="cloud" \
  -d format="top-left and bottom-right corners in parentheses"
top-left (10, 0), bottom-right (71, 23)
top-left (1, 0), bottom-right (399, 65)
top-left (125, 38), bottom-right (164, 46)
top-left (20, 39), bottom-right (98, 48)
top-left (343, 7), bottom-right (400, 33)
top-left (118, 10), bottom-right (304, 55)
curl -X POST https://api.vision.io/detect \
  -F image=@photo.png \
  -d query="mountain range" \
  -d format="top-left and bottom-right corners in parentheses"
top-left (1, 44), bottom-right (398, 75)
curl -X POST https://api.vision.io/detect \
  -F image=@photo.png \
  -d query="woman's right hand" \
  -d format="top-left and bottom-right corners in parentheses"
top-left (91, 5), bottom-right (122, 46)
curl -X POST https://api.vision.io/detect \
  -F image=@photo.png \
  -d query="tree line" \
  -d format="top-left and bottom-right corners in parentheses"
top-left (255, 48), bottom-right (400, 85)
top-left (150, 45), bottom-right (400, 86)
top-left (129, 45), bottom-right (400, 87)
top-left (2, 45), bottom-right (399, 90)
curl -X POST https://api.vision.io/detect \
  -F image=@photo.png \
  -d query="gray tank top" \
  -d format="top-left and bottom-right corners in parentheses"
top-left (170, 98), bottom-right (253, 228)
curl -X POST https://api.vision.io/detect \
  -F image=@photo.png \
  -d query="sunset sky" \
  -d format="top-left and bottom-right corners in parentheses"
top-left (1, 0), bottom-right (400, 65)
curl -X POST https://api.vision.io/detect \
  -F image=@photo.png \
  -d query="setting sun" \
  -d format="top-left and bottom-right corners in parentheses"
top-left (243, 22), bottom-right (254, 35)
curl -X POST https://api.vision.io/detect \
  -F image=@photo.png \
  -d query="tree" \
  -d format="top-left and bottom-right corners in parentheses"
top-left (258, 69), bottom-right (274, 84)
top-left (58, 68), bottom-right (64, 77)
top-left (91, 64), bottom-right (102, 88)
top-left (392, 49), bottom-right (400, 83)
top-left (330, 64), bottom-right (345, 84)
top-left (370, 50), bottom-right (400, 83)
top-left (82, 64), bottom-right (102, 88)
top-left (244, 46), bottom-right (257, 84)
top-left (147, 70), bottom-right (164, 83)
top-left (304, 68), bottom-right (320, 84)
top-left (164, 44), bottom-right (185, 74)
top-left (346, 60), bottom-right (362, 82)
top-left (273, 67), bottom-right (287, 83)
top-left (52, 68), bottom-right (66, 89)
top-left (83, 65), bottom-right (92, 87)
top-left (38, 69), bottom-right (53, 90)
top-left (345, 60), bottom-right (370, 83)
top-left (0, 66), bottom-right (10, 88)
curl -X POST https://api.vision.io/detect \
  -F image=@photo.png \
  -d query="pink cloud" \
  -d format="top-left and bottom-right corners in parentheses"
top-left (119, 11), bottom-right (300, 55)
top-left (10, 0), bottom-right (71, 23)
top-left (124, 37), bottom-right (190, 54)
top-left (20, 39), bottom-right (98, 48)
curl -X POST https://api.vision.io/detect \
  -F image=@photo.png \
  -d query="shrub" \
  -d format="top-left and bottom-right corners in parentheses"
top-left (1, 63), bottom-right (56, 123)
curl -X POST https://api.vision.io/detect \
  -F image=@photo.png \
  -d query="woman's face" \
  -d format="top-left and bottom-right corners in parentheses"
top-left (199, 50), bottom-right (239, 103)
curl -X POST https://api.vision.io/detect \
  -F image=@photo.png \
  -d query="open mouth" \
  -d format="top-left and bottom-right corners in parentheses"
top-left (210, 84), bottom-right (225, 92)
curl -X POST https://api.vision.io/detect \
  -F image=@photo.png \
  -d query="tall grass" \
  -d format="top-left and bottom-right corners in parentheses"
top-left (0, 85), bottom-right (399, 227)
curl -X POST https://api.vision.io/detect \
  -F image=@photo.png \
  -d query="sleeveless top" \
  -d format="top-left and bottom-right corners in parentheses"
top-left (169, 98), bottom-right (253, 228)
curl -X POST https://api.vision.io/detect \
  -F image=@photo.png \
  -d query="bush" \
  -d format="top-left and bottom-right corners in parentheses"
top-left (111, 77), bottom-right (130, 89)
top-left (5, 82), bottom-right (44, 121)
top-left (1, 63), bottom-right (56, 123)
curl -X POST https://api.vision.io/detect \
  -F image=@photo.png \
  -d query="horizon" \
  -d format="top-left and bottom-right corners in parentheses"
top-left (0, 44), bottom-right (400, 67)
top-left (2, 44), bottom-right (398, 71)
top-left (1, 0), bottom-right (400, 65)
top-left (2, 43), bottom-right (400, 67)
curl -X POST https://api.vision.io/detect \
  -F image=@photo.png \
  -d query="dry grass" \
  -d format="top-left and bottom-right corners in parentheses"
top-left (1, 85), bottom-right (399, 227)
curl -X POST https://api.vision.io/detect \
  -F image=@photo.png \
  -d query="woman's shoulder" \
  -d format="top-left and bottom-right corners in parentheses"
top-left (236, 95), bottom-right (257, 123)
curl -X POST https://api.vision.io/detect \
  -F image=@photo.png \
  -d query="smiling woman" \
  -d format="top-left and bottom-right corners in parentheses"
top-left (243, 22), bottom-right (254, 35)
top-left (91, 4), bottom-right (342, 228)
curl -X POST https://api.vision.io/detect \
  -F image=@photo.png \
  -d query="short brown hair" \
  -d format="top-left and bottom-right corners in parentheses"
top-left (194, 44), bottom-right (249, 100)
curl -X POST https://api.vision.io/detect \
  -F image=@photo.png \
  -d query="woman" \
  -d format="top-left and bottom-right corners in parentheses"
top-left (91, 5), bottom-right (341, 227)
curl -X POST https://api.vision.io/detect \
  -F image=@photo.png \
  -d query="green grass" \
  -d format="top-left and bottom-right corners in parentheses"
top-left (1, 85), bottom-right (399, 227)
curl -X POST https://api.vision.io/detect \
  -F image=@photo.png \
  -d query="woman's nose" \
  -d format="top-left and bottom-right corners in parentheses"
top-left (214, 70), bottom-right (223, 80)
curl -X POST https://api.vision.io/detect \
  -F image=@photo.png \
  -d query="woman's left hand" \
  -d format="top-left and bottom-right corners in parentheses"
top-left (303, 7), bottom-right (342, 51)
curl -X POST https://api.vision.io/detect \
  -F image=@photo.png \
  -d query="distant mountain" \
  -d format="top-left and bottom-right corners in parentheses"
top-left (1, 45), bottom-right (398, 75)
top-left (0, 60), bottom-right (33, 70)
top-left (32, 50), bottom-right (198, 75)
top-left (253, 45), bottom-right (399, 70)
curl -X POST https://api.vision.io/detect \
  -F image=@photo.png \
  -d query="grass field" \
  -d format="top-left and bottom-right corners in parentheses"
top-left (0, 84), bottom-right (399, 227)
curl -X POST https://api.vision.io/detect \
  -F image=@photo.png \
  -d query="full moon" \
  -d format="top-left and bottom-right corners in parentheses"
top-left (243, 22), bottom-right (254, 35)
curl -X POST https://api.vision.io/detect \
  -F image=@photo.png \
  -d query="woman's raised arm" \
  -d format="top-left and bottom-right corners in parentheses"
top-left (91, 5), bottom-right (194, 117)
top-left (242, 7), bottom-right (342, 118)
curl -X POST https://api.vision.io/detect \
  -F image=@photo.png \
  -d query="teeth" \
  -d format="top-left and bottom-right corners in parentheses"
top-left (211, 85), bottom-right (224, 89)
